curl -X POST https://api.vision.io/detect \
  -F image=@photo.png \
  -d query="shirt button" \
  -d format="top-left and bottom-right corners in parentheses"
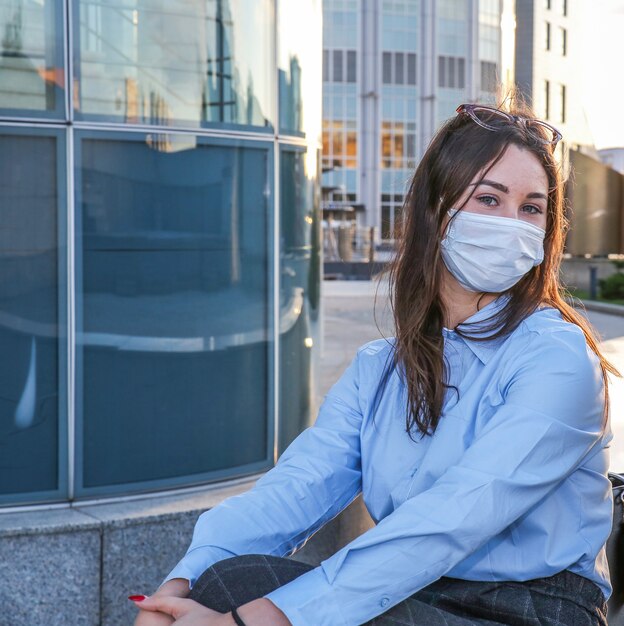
top-left (380, 597), bottom-right (390, 607)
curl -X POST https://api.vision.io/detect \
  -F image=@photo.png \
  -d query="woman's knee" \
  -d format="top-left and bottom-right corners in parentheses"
top-left (189, 554), bottom-right (315, 611)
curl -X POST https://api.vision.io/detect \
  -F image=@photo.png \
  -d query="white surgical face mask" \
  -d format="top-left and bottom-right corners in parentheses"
top-left (440, 209), bottom-right (546, 293)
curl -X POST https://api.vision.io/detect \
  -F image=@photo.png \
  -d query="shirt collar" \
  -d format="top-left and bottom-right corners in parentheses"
top-left (442, 293), bottom-right (512, 364)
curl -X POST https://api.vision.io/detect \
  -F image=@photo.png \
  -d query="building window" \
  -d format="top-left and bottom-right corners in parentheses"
top-left (323, 50), bottom-right (329, 81)
top-left (380, 121), bottom-right (416, 170)
top-left (407, 53), bottom-right (417, 85)
top-left (395, 53), bottom-right (404, 85)
top-left (448, 57), bottom-right (456, 89)
top-left (545, 22), bottom-right (551, 50)
top-left (333, 50), bottom-right (344, 82)
top-left (438, 55), bottom-right (466, 89)
top-left (545, 80), bottom-right (550, 119)
top-left (560, 84), bottom-right (566, 123)
top-left (382, 51), bottom-right (417, 85)
top-left (75, 0), bottom-right (274, 129)
top-left (0, 128), bottom-right (66, 504)
top-left (0, 0), bottom-right (64, 117)
top-left (347, 50), bottom-right (357, 83)
top-left (326, 49), bottom-right (357, 83)
top-left (383, 52), bottom-right (393, 84)
top-left (438, 56), bottom-right (446, 88)
top-left (323, 120), bottom-right (357, 170)
top-left (560, 27), bottom-right (567, 55)
top-left (545, 0), bottom-right (551, 9)
top-left (458, 58), bottom-right (465, 89)
top-left (561, 0), bottom-right (568, 16)
top-left (481, 61), bottom-right (498, 93)
top-left (279, 148), bottom-right (317, 452)
top-left (381, 194), bottom-right (404, 241)
top-left (76, 134), bottom-right (272, 491)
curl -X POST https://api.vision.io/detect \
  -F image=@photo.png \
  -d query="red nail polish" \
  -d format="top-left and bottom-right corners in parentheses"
top-left (128, 595), bottom-right (147, 602)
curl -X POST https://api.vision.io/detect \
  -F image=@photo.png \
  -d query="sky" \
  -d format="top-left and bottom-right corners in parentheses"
top-left (580, 0), bottom-right (624, 149)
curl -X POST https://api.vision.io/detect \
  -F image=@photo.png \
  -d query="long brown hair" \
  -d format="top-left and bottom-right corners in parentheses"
top-left (372, 100), bottom-right (620, 440)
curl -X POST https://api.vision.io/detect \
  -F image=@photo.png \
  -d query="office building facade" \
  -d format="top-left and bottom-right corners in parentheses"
top-left (0, 0), bottom-right (322, 508)
top-left (322, 0), bottom-right (509, 242)
top-left (514, 0), bottom-right (593, 167)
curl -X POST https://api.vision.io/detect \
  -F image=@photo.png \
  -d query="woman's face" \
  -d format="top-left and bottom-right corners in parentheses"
top-left (447, 143), bottom-right (549, 231)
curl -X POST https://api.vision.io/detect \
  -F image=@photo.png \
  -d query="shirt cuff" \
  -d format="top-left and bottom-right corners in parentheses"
top-left (263, 565), bottom-right (348, 626)
top-left (160, 546), bottom-right (238, 590)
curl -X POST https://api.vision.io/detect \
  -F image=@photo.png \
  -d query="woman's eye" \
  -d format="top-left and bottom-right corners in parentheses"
top-left (522, 205), bottom-right (543, 215)
top-left (477, 195), bottom-right (497, 206)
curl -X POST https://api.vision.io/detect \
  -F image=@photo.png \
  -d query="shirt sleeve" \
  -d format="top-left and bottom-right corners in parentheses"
top-left (160, 345), bottom-right (365, 589)
top-left (264, 326), bottom-right (607, 626)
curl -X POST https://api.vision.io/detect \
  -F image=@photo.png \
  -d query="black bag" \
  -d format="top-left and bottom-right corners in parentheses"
top-left (608, 472), bottom-right (624, 625)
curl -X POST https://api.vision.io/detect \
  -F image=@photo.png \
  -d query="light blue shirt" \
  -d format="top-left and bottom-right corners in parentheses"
top-left (164, 294), bottom-right (614, 626)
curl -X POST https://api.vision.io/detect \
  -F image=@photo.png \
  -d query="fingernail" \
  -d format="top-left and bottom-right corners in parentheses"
top-left (128, 595), bottom-right (147, 602)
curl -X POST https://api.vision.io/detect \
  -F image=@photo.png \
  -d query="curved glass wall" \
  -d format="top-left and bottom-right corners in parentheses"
top-left (0, 0), bottom-right (321, 506)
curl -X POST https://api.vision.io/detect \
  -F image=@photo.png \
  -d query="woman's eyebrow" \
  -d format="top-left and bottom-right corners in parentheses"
top-left (470, 180), bottom-right (547, 200)
top-left (470, 179), bottom-right (509, 193)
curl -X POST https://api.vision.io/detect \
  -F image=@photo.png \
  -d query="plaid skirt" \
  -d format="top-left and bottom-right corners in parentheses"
top-left (189, 554), bottom-right (608, 626)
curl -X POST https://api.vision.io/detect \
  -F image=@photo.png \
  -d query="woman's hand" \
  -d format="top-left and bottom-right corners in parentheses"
top-left (131, 596), bottom-right (232, 626)
top-left (132, 578), bottom-right (191, 626)
top-left (133, 609), bottom-right (175, 626)
top-left (133, 595), bottom-right (292, 626)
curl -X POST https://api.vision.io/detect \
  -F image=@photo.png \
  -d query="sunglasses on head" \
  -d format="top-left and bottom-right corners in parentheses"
top-left (456, 103), bottom-right (563, 148)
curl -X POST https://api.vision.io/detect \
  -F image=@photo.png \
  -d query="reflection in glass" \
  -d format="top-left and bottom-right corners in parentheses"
top-left (75, 0), bottom-right (273, 129)
top-left (278, 0), bottom-right (322, 138)
top-left (279, 148), bottom-right (321, 454)
top-left (0, 0), bottom-right (62, 114)
top-left (77, 134), bottom-right (271, 490)
top-left (0, 133), bottom-right (60, 497)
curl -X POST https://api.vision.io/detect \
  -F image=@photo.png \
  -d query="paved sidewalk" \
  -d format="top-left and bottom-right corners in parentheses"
top-left (319, 280), bottom-right (624, 471)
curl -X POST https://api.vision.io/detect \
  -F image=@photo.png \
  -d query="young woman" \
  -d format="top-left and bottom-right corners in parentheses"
top-left (131, 102), bottom-right (618, 626)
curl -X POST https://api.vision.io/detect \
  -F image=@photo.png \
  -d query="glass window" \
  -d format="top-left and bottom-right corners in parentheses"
top-left (0, 0), bottom-right (64, 117)
top-left (407, 53), bottom-right (417, 85)
top-left (394, 52), bottom-right (404, 85)
top-left (279, 0), bottom-right (322, 137)
top-left (560, 27), bottom-right (567, 56)
top-left (545, 21), bottom-right (551, 50)
top-left (75, 132), bottom-right (272, 493)
top-left (383, 52), bottom-right (392, 84)
top-left (345, 128), bottom-right (357, 168)
top-left (545, 79), bottom-right (550, 119)
top-left (333, 50), bottom-right (343, 82)
top-left (438, 55), bottom-right (446, 87)
top-left (0, 129), bottom-right (66, 503)
top-left (458, 57), bottom-right (465, 89)
top-left (560, 83), bottom-right (566, 123)
top-left (74, 0), bottom-right (274, 130)
top-left (381, 204), bottom-right (391, 240)
top-left (448, 56), bottom-right (456, 88)
top-left (278, 148), bottom-right (320, 454)
top-left (346, 50), bottom-right (356, 83)
top-left (332, 121), bottom-right (344, 155)
top-left (480, 60), bottom-right (497, 92)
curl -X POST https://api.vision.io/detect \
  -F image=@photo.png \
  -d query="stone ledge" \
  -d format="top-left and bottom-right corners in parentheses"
top-left (0, 474), bottom-right (262, 538)
top-left (1, 475), bottom-right (373, 626)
